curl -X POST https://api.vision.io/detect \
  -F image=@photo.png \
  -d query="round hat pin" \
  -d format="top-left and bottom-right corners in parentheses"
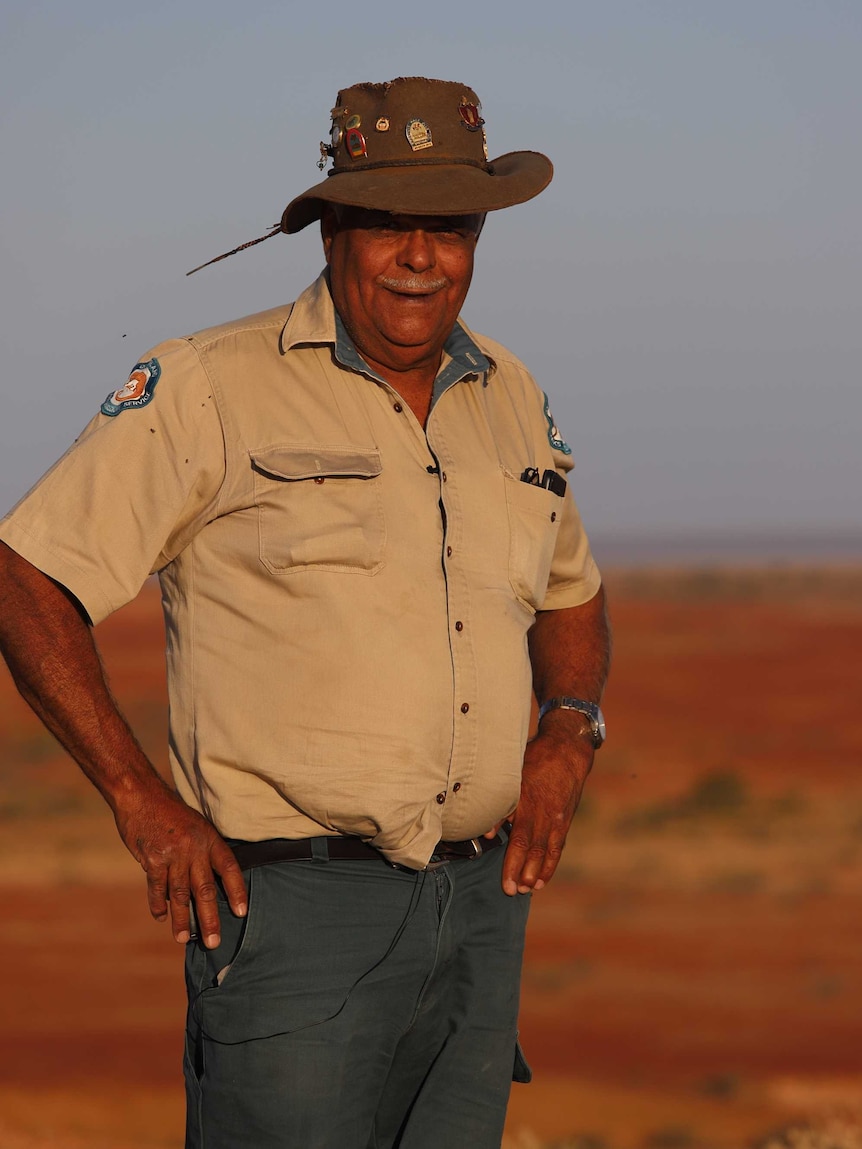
top-left (375, 116), bottom-right (390, 132)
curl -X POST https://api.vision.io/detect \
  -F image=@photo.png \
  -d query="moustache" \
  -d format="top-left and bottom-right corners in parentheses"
top-left (377, 275), bottom-right (449, 293)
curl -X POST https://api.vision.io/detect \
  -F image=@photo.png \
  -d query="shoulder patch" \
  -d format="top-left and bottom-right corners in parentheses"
top-left (543, 392), bottom-right (572, 455)
top-left (101, 358), bottom-right (161, 417)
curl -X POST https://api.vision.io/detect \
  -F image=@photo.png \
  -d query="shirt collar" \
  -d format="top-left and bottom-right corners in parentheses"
top-left (281, 271), bottom-right (494, 396)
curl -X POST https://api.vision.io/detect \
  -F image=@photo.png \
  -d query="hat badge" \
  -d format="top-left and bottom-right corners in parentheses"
top-left (345, 127), bottom-right (367, 159)
top-left (458, 97), bottom-right (484, 131)
top-left (405, 117), bottom-right (433, 151)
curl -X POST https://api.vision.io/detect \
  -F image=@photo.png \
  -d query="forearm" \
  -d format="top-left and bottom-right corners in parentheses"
top-left (528, 584), bottom-right (611, 747)
top-left (500, 585), bottom-right (612, 895)
top-left (0, 541), bottom-right (168, 812)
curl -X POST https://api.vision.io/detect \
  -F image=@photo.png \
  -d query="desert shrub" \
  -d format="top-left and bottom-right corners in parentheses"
top-left (615, 769), bottom-right (748, 834)
top-left (685, 770), bottom-right (747, 815)
top-left (642, 1127), bottom-right (697, 1149)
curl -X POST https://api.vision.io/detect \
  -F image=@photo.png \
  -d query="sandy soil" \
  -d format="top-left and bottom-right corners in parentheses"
top-left (1, 568), bottom-right (861, 1149)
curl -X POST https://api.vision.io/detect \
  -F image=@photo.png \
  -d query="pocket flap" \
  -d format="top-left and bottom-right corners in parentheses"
top-left (250, 445), bottom-right (382, 482)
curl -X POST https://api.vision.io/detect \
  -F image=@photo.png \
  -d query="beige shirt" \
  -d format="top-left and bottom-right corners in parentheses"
top-left (1, 274), bottom-right (600, 868)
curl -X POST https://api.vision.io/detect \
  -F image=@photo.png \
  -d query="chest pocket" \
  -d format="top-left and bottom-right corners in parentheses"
top-left (251, 445), bottom-right (385, 575)
top-left (504, 473), bottom-right (563, 611)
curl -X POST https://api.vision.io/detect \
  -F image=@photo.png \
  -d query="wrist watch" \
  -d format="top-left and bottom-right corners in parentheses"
top-left (538, 696), bottom-right (606, 748)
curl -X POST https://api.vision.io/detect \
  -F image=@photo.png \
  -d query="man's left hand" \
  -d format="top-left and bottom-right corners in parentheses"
top-left (498, 731), bottom-right (593, 896)
top-left (492, 587), bottom-right (610, 896)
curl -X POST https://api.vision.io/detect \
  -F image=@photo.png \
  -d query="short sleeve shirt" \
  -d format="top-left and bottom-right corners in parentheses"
top-left (0, 273), bottom-right (601, 868)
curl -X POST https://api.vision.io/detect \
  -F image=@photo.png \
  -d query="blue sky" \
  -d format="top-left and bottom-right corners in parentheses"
top-left (2, 0), bottom-right (860, 552)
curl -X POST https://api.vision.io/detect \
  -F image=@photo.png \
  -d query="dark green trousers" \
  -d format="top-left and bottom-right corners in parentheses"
top-left (184, 844), bottom-right (531, 1149)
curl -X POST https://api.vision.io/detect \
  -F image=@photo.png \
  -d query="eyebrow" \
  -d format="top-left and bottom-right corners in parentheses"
top-left (345, 210), bottom-right (482, 233)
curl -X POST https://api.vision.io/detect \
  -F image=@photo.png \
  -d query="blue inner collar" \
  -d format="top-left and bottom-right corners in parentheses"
top-left (333, 310), bottom-right (490, 409)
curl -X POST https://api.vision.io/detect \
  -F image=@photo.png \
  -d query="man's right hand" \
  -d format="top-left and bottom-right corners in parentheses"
top-left (114, 784), bottom-right (247, 948)
top-left (0, 543), bottom-right (246, 950)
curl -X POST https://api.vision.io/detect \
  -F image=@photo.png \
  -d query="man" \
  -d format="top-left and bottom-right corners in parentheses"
top-left (0, 77), bottom-right (609, 1148)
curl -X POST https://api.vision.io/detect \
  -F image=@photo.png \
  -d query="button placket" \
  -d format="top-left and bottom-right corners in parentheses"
top-left (427, 424), bottom-right (479, 824)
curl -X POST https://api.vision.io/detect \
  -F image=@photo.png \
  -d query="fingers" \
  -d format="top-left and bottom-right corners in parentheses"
top-left (141, 852), bottom-right (198, 945)
top-left (211, 839), bottom-right (248, 919)
top-left (145, 867), bottom-right (169, 922)
top-left (167, 875), bottom-right (195, 945)
top-left (129, 811), bottom-right (246, 950)
top-left (171, 841), bottom-right (247, 949)
top-left (501, 754), bottom-right (583, 896)
top-left (184, 867), bottom-right (220, 949)
top-left (501, 814), bottom-right (566, 896)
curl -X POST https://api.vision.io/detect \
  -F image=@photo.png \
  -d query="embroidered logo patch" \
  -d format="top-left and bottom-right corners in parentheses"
top-left (101, 359), bottom-right (161, 417)
top-left (543, 393), bottom-right (572, 455)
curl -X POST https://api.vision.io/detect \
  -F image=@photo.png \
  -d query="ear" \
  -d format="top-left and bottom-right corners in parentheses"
top-left (320, 206), bottom-right (337, 265)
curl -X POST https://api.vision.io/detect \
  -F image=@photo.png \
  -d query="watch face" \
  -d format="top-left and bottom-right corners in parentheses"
top-left (594, 706), bottom-right (607, 745)
top-left (580, 702), bottom-right (605, 747)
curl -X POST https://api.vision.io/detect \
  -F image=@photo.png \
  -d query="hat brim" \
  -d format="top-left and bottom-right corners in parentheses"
top-left (281, 150), bottom-right (553, 233)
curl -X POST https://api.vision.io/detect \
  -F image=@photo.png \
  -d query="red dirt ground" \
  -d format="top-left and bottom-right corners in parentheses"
top-left (1, 569), bottom-right (861, 1148)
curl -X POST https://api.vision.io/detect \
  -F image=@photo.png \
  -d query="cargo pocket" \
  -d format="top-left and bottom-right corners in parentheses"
top-left (195, 862), bottom-right (365, 1044)
top-left (251, 444), bottom-right (385, 574)
top-left (504, 473), bottom-right (563, 611)
top-left (513, 1033), bottom-right (533, 1084)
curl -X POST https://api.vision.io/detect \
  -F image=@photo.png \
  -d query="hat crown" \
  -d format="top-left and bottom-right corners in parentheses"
top-left (323, 77), bottom-right (488, 175)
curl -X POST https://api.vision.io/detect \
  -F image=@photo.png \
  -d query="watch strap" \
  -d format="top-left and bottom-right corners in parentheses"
top-left (538, 696), bottom-right (605, 747)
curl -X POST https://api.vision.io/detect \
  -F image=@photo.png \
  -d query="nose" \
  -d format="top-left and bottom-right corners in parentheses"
top-left (396, 229), bottom-right (435, 273)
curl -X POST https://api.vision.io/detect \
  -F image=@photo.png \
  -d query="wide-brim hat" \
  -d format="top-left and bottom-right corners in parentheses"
top-left (187, 77), bottom-right (553, 274)
top-left (281, 76), bottom-right (553, 233)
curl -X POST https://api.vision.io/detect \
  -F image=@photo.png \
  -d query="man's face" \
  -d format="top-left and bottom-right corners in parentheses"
top-left (322, 206), bottom-right (484, 376)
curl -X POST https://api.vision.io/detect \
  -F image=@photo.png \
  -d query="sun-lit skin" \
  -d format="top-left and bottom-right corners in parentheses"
top-left (321, 206), bottom-right (484, 411)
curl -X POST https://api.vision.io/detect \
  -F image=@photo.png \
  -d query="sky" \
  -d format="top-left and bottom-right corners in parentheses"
top-left (1, 0), bottom-right (860, 558)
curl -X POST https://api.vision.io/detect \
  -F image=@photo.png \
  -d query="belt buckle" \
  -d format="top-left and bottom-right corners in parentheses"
top-left (426, 838), bottom-right (482, 870)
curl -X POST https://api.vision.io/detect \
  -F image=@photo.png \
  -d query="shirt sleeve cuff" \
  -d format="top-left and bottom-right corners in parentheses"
top-left (538, 558), bottom-right (603, 611)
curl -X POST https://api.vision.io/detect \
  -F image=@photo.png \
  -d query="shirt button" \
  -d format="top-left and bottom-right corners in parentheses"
top-left (393, 402), bottom-right (403, 413)
top-left (461, 703), bottom-right (470, 714)
top-left (313, 477), bottom-right (325, 485)
top-left (551, 511), bottom-right (557, 522)
top-left (446, 546), bottom-right (453, 557)
top-left (453, 782), bottom-right (462, 793)
top-left (436, 791), bottom-right (447, 804)
top-left (455, 621), bottom-right (463, 632)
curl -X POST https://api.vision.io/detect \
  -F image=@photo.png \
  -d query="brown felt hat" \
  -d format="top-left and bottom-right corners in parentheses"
top-left (281, 76), bottom-right (553, 233)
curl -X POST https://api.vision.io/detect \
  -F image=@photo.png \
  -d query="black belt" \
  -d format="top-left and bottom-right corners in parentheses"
top-left (227, 831), bottom-right (506, 872)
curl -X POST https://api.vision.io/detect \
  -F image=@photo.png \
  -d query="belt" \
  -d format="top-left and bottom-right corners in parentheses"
top-left (227, 831), bottom-right (506, 872)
